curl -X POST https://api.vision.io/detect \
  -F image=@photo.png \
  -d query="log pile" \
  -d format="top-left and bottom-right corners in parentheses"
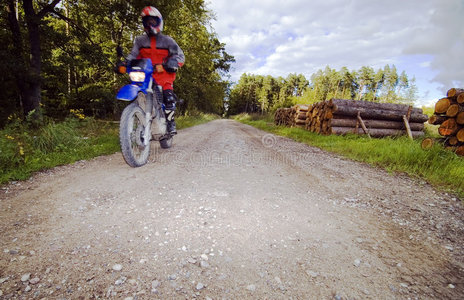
top-left (274, 105), bottom-right (309, 127)
top-left (274, 107), bottom-right (294, 126)
top-left (428, 88), bottom-right (464, 156)
top-left (305, 99), bottom-right (428, 138)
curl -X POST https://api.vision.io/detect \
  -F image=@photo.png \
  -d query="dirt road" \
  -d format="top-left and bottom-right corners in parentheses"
top-left (1, 119), bottom-right (463, 299)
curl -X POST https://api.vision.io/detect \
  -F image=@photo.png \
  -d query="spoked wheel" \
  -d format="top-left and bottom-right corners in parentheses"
top-left (120, 102), bottom-right (150, 167)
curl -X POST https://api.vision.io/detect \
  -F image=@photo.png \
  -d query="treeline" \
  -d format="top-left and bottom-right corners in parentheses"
top-left (228, 65), bottom-right (418, 115)
top-left (1, 0), bottom-right (234, 128)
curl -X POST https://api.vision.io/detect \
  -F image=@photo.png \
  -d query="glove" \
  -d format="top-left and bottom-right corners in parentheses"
top-left (163, 60), bottom-right (179, 73)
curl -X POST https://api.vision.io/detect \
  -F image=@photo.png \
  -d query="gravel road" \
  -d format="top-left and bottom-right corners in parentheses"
top-left (1, 119), bottom-right (463, 299)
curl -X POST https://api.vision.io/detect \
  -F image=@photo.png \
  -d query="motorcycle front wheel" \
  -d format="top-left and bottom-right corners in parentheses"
top-left (120, 102), bottom-right (150, 167)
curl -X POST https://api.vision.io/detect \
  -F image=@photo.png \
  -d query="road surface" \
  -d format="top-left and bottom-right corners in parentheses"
top-left (1, 119), bottom-right (463, 299)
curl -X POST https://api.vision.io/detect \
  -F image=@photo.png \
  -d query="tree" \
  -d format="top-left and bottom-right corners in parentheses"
top-left (6, 0), bottom-right (61, 121)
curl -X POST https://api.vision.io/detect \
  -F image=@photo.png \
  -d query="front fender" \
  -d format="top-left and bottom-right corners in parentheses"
top-left (116, 84), bottom-right (144, 101)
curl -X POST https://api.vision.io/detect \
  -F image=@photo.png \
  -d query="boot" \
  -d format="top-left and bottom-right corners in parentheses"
top-left (167, 119), bottom-right (177, 135)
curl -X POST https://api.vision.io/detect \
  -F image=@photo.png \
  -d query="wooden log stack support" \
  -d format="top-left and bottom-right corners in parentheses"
top-left (428, 88), bottom-right (464, 156)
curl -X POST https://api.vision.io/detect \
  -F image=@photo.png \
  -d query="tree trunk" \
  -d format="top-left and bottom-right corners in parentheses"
top-left (329, 117), bottom-right (424, 131)
top-left (23, 0), bottom-right (43, 119)
top-left (331, 104), bottom-right (428, 123)
top-left (328, 127), bottom-right (424, 138)
top-left (6, 0), bottom-right (27, 112)
top-left (328, 98), bottom-right (423, 114)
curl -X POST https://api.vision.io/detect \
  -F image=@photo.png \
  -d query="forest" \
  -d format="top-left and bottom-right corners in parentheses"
top-left (227, 65), bottom-right (418, 115)
top-left (1, 1), bottom-right (420, 128)
top-left (1, 0), bottom-right (234, 128)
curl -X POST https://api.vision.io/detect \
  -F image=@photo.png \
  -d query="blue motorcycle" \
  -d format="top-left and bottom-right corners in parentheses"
top-left (116, 49), bottom-right (173, 167)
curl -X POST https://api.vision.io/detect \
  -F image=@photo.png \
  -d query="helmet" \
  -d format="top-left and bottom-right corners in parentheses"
top-left (141, 6), bottom-right (163, 35)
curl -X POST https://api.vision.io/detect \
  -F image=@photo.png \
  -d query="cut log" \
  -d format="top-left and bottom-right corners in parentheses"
top-left (458, 93), bottom-right (464, 104)
top-left (446, 104), bottom-right (461, 117)
top-left (434, 98), bottom-right (451, 114)
top-left (421, 138), bottom-right (434, 149)
top-left (447, 88), bottom-right (464, 98)
top-left (328, 99), bottom-right (423, 114)
top-left (438, 118), bottom-right (458, 136)
top-left (428, 114), bottom-right (448, 125)
top-left (456, 145), bottom-right (464, 156)
top-left (457, 128), bottom-right (464, 142)
top-left (329, 117), bottom-right (424, 131)
top-left (329, 127), bottom-right (424, 138)
top-left (331, 105), bottom-right (428, 123)
top-left (447, 136), bottom-right (459, 146)
top-left (457, 112), bottom-right (464, 125)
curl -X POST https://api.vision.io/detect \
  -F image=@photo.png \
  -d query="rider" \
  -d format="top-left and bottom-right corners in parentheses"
top-left (126, 6), bottom-right (185, 134)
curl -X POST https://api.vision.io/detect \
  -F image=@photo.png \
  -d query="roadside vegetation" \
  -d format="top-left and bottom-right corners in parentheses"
top-left (234, 113), bottom-right (464, 198)
top-left (0, 113), bottom-right (218, 184)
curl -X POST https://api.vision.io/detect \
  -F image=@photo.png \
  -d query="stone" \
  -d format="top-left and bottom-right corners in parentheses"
top-left (21, 273), bottom-right (31, 282)
top-left (112, 264), bottom-right (123, 271)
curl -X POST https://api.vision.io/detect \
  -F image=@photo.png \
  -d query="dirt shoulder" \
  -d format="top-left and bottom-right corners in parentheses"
top-left (1, 119), bottom-right (463, 299)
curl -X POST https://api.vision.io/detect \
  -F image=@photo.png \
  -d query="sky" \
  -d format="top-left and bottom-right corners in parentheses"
top-left (205, 0), bottom-right (464, 107)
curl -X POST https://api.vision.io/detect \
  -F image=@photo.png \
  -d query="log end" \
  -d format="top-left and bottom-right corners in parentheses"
top-left (421, 138), bottom-right (435, 150)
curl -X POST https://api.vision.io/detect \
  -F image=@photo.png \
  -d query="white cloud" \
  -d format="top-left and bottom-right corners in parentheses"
top-left (206, 0), bottom-right (464, 105)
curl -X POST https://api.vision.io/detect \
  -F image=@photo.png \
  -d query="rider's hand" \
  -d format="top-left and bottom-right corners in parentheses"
top-left (163, 60), bottom-right (179, 73)
top-left (155, 64), bottom-right (165, 73)
top-left (115, 61), bottom-right (127, 74)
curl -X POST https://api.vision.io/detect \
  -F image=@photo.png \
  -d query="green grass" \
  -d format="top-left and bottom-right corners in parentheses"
top-left (0, 113), bottom-right (218, 184)
top-left (233, 113), bottom-right (464, 198)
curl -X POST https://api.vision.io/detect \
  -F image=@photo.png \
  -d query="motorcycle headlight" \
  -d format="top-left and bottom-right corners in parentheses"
top-left (129, 71), bottom-right (146, 82)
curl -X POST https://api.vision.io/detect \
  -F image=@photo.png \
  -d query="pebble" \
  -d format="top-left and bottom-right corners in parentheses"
top-left (0, 277), bottom-right (8, 284)
top-left (448, 284), bottom-right (455, 289)
top-left (200, 261), bottom-right (210, 268)
top-left (196, 282), bottom-right (205, 290)
top-left (306, 270), bottom-right (319, 278)
top-left (354, 259), bottom-right (361, 267)
top-left (115, 277), bottom-right (127, 285)
top-left (29, 277), bottom-right (40, 285)
top-left (168, 274), bottom-right (177, 280)
top-left (246, 284), bottom-right (256, 291)
top-left (201, 254), bottom-right (209, 261)
top-left (25, 285), bottom-right (31, 292)
top-left (112, 264), bottom-right (123, 271)
top-left (21, 273), bottom-right (31, 282)
top-left (152, 280), bottom-right (160, 289)
top-left (188, 258), bottom-right (197, 264)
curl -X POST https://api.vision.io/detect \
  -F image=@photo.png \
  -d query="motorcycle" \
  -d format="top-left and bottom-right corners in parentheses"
top-left (115, 47), bottom-right (173, 167)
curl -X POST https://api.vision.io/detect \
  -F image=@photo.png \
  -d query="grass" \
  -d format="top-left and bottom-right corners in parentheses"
top-left (233, 113), bottom-right (464, 198)
top-left (0, 113), bottom-right (218, 185)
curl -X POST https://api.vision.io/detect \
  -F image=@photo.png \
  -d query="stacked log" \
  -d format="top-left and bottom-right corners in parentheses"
top-left (306, 99), bottom-right (427, 138)
top-left (274, 107), bottom-right (295, 126)
top-left (293, 104), bottom-right (310, 128)
top-left (274, 105), bottom-right (310, 127)
top-left (428, 88), bottom-right (464, 156)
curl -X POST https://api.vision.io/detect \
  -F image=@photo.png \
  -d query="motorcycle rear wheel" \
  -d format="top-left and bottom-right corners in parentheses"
top-left (120, 102), bottom-right (150, 167)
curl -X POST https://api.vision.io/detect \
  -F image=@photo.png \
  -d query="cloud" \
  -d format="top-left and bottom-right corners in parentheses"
top-left (207, 0), bottom-right (464, 104)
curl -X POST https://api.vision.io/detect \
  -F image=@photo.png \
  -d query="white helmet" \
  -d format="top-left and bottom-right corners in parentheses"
top-left (141, 6), bottom-right (163, 35)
